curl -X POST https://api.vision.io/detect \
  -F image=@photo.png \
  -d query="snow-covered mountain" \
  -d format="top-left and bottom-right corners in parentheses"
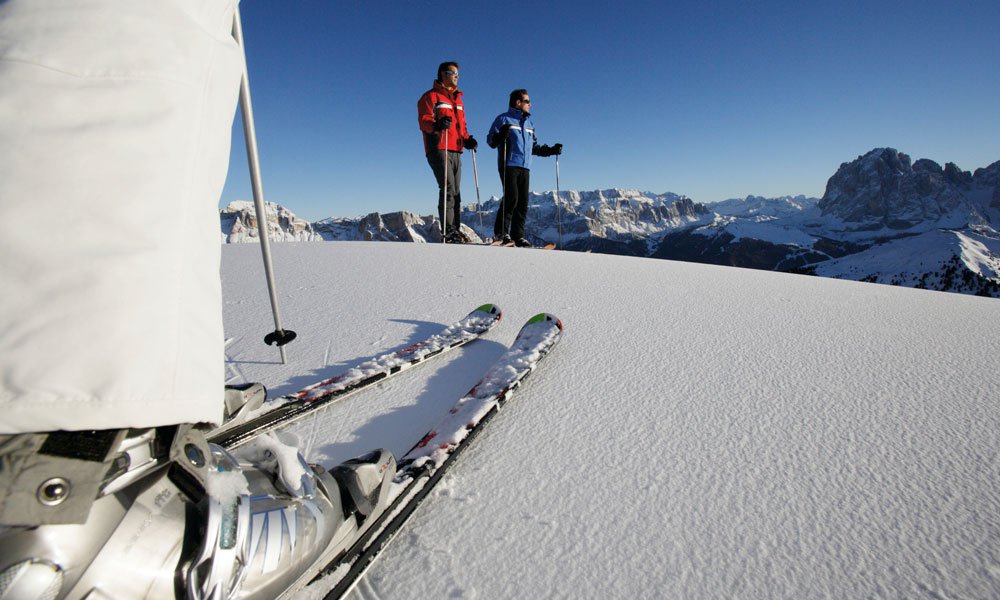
top-left (220, 148), bottom-right (1000, 298)
top-left (313, 211), bottom-right (484, 244)
top-left (467, 188), bottom-right (709, 256)
top-left (793, 149), bottom-right (1000, 297)
top-left (222, 202), bottom-right (483, 244)
top-left (710, 194), bottom-right (818, 221)
top-left (220, 200), bottom-right (319, 243)
top-left (820, 149), bottom-right (988, 231)
top-left (811, 229), bottom-right (1000, 295)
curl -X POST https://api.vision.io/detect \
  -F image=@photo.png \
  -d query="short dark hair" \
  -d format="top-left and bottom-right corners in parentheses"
top-left (509, 89), bottom-right (528, 108)
top-left (437, 62), bottom-right (459, 82)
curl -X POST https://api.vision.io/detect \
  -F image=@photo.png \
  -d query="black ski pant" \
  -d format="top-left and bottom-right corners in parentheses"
top-left (494, 165), bottom-right (530, 240)
top-left (426, 150), bottom-right (462, 236)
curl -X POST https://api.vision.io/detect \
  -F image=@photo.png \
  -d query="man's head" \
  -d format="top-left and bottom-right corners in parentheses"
top-left (437, 62), bottom-right (459, 87)
top-left (509, 89), bottom-right (531, 111)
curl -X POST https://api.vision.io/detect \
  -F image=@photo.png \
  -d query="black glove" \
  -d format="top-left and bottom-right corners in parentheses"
top-left (433, 116), bottom-right (453, 132)
top-left (463, 136), bottom-right (478, 151)
top-left (534, 144), bottom-right (559, 157)
top-left (488, 124), bottom-right (511, 149)
top-left (551, 143), bottom-right (563, 155)
top-left (496, 124), bottom-right (512, 145)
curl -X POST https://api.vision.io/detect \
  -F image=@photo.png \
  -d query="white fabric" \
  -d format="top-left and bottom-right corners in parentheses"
top-left (0, 0), bottom-right (243, 432)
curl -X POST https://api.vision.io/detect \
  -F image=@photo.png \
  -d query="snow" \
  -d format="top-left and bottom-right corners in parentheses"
top-left (814, 229), bottom-right (1000, 285)
top-left (958, 230), bottom-right (1000, 279)
top-left (815, 230), bottom-right (959, 279)
top-left (235, 432), bottom-right (313, 497)
top-left (220, 241), bottom-right (1000, 599)
top-left (707, 195), bottom-right (819, 220)
top-left (696, 216), bottom-right (821, 247)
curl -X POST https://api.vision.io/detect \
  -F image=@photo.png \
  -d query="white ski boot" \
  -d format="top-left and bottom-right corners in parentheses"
top-left (0, 425), bottom-right (395, 599)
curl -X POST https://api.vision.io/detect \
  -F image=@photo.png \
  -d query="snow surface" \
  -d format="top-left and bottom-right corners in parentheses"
top-left (220, 241), bottom-right (1000, 599)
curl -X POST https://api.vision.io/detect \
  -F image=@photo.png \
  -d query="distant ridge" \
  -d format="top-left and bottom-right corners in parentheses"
top-left (220, 149), bottom-right (1000, 298)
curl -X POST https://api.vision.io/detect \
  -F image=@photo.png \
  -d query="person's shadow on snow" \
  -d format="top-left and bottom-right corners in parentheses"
top-left (307, 335), bottom-right (507, 465)
top-left (259, 318), bottom-right (458, 397)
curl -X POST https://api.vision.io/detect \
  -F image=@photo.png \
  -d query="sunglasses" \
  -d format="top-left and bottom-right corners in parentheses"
top-left (444, 70), bottom-right (459, 77)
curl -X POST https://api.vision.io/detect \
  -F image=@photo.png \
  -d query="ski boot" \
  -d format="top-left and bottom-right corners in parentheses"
top-left (0, 425), bottom-right (396, 599)
top-left (189, 434), bottom-right (397, 599)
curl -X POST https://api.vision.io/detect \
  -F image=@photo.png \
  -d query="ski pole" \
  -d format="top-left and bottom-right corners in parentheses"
top-left (441, 129), bottom-right (448, 243)
top-left (500, 137), bottom-right (508, 242)
top-left (472, 148), bottom-right (484, 233)
top-left (233, 4), bottom-right (295, 364)
top-left (555, 155), bottom-right (562, 249)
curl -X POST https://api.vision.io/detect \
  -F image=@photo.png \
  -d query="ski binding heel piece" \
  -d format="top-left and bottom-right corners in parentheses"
top-left (331, 449), bottom-right (396, 520)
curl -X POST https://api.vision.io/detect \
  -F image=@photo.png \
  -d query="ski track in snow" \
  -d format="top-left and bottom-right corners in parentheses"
top-left (220, 241), bottom-right (1000, 600)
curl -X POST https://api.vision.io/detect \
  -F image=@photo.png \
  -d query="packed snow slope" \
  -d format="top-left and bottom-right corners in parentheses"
top-left (220, 241), bottom-right (1000, 599)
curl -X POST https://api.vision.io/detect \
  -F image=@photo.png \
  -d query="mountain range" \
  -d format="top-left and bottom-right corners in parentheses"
top-left (220, 147), bottom-right (1000, 298)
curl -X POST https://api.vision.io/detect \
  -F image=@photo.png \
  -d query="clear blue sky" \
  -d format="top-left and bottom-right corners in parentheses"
top-left (221, 0), bottom-right (1000, 222)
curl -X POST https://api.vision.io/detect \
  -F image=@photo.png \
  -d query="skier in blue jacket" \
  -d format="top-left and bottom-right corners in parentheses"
top-left (486, 89), bottom-right (562, 247)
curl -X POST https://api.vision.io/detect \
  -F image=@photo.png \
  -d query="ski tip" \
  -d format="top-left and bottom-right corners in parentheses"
top-left (526, 313), bottom-right (563, 331)
top-left (475, 303), bottom-right (503, 319)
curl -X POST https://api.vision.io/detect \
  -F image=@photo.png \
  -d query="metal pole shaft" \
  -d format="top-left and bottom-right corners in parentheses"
top-left (472, 149), bottom-right (483, 231)
top-left (441, 130), bottom-right (448, 243)
top-left (556, 156), bottom-right (562, 249)
top-left (501, 138), bottom-right (507, 242)
top-left (233, 6), bottom-right (289, 364)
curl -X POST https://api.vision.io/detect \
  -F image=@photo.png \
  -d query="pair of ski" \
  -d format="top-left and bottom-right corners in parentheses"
top-left (487, 239), bottom-right (557, 250)
top-left (210, 304), bottom-right (560, 451)
top-left (314, 310), bottom-right (562, 598)
top-left (211, 304), bottom-right (563, 598)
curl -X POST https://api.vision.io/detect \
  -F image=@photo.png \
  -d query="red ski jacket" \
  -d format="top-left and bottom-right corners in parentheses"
top-left (417, 80), bottom-right (469, 154)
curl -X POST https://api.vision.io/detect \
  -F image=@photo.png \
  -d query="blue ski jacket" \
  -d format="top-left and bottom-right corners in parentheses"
top-left (486, 108), bottom-right (538, 171)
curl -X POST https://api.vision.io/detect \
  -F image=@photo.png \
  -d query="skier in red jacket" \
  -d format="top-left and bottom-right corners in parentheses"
top-left (418, 61), bottom-right (478, 243)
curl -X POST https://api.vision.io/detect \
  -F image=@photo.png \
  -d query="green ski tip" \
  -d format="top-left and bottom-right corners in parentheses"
top-left (527, 313), bottom-right (561, 327)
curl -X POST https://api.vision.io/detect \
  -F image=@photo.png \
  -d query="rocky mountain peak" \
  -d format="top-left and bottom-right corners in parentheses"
top-left (943, 162), bottom-right (973, 188)
top-left (971, 160), bottom-right (1000, 210)
top-left (819, 147), bottom-right (968, 230)
top-left (220, 200), bottom-right (318, 243)
top-left (912, 158), bottom-right (942, 174)
top-left (972, 160), bottom-right (1000, 185)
